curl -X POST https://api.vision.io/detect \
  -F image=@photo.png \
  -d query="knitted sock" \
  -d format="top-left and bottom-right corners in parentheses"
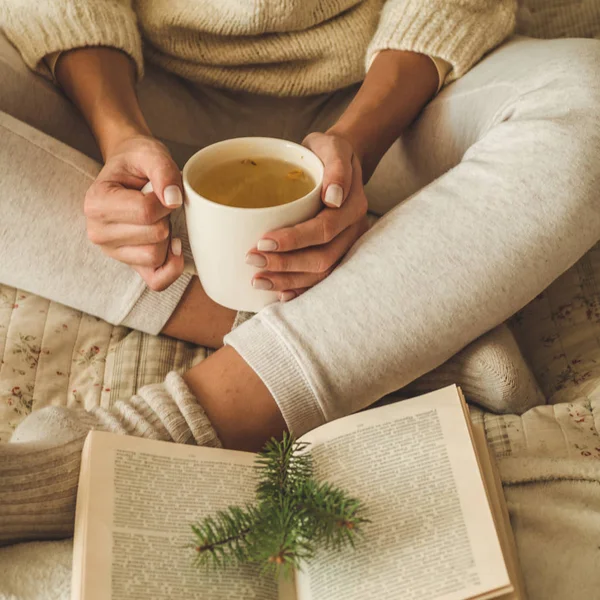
top-left (0, 372), bottom-right (220, 546)
top-left (404, 323), bottom-right (545, 414)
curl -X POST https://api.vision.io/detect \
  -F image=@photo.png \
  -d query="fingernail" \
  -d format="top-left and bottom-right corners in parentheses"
top-left (279, 291), bottom-right (296, 303)
top-left (252, 278), bottom-right (273, 290)
top-left (257, 239), bottom-right (278, 252)
top-left (164, 185), bottom-right (182, 207)
top-left (245, 253), bottom-right (267, 268)
top-left (171, 237), bottom-right (182, 256)
top-left (324, 184), bottom-right (343, 207)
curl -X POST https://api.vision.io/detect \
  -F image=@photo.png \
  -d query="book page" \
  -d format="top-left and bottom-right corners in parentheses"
top-left (71, 434), bottom-right (93, 600)
top-left (467, 411), bottom-right (525, 600)
top-left (72, 431), bottom-right (278, 600)
top-left (296, 386), bottom-right (511, 600)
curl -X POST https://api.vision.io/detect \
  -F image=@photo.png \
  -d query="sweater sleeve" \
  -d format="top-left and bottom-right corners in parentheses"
top-left (0, 0), bottom-right (144, 80)
top-left (367, 0), bottom-right (517, 84)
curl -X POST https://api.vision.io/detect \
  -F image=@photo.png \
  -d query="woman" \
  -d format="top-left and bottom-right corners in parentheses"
top-left (1, 0), bottom-right (599, 544)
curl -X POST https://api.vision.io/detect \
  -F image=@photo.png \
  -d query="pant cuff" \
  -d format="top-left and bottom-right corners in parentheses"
top-left (223, 314), bottom-right (326, 437)
top-left (121, 273), bottom-right (193, 335)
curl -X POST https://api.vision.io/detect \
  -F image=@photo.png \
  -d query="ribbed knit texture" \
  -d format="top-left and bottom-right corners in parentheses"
top-left (0, 0), bottom-right (144, 80)
top-left (121, 271), bottom-right (193, 334)
top-left (0, 372), bottom-right (220, 545)
top-left (226, 318), bottom-right (546, 436)
top-left (225, 314), bottom-right (325, 437)
top-left (122, 212), bottom-right (194, 334)
top-left (1, 0), bottom-right (516, 95)
top-left (366, 0), bottom-right (518, 83)
top-left (403, 324), bottom-right (546, 414)
top-left (89, 372), bottom-right (222, 447)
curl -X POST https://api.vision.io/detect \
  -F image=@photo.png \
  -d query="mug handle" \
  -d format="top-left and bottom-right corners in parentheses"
top-left (140, 181), bottom-right (197, 275)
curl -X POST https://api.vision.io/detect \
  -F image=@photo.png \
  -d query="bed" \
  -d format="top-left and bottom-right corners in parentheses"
top-left (1, 2), bottom-right (599, 598)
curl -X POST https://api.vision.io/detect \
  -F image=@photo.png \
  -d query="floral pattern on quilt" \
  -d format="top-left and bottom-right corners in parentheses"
top-left (2, 244), bottom-right (600, 447)
top-left (509, 243), bottom-right (600, 406)
top-left (0, 285), bottom-right (207, 442)
top-left (471, 396), bottom-right (600, 461)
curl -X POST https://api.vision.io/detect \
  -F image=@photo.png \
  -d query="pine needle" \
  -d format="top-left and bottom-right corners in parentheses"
top-left (191, 432), bottom-right (369, 579)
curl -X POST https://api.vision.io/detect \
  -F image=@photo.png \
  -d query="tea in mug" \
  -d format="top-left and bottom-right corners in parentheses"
top-left (191, 157), bottom-right (316, 209)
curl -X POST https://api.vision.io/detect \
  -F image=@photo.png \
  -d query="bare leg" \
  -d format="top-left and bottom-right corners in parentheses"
top-left (183, 346), bottom-right (286, 452)
top-left (161, 278), bottom-right (236, 347)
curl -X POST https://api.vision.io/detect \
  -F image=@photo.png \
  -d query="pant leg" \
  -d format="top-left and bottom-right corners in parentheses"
top-left (225, 36), bottom-right (600, 435)
top-left (0, 37), bottom-right (102, 161)
top-left (0, 111), bottom-right (190, 332)
top-left (0, 36), bottom-right (214, 334)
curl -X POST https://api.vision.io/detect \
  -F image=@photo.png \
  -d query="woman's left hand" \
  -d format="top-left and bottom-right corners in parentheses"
top-left (245, 132), bottom-right (369, 302)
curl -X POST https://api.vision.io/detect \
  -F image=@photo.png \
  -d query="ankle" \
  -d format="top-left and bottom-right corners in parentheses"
top-left (161, 278), bottom-right (236, 346)
top-left (183, 345), bottom-right (287, 452)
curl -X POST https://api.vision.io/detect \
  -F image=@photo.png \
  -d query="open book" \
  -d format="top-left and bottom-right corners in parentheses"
top-left (71, 385), bottom-right (525, 600)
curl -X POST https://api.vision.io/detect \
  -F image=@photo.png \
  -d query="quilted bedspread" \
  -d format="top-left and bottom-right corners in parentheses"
top-left (2, 241), bottom-right (600, 600)
top-left (1, 239), bottom-right (599, 595)
top-left (0, 285), bottom-right (208, 443)
top-left (2, 0), bottom-right (600, 597)
top-left (1, 274), bottom-right (598, 458)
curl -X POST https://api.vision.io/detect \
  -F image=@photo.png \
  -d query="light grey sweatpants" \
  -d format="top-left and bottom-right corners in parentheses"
top-left (1, 36), bottom-right (599, 435)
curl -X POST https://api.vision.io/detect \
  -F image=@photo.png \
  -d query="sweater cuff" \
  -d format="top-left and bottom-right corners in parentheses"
top-left (3, 1), bottom-right (144, 81)
top-left (366, 0), bottom-right (515, 83)
top-left (224, 314), bottom-right (326, 437)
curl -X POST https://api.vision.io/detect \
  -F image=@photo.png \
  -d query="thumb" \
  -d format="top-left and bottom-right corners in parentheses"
top-left (144, 153), bottom-right (183, 209)
top-left (303, 133), bottom-right (352, 209)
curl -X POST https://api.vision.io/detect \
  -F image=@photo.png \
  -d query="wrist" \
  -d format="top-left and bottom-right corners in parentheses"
top-left (327, 50), bottom-right (439, 182)
top-left (99, 119), bottom-right (152, 160)
top-left (326, 124), bottom-right (375, 182)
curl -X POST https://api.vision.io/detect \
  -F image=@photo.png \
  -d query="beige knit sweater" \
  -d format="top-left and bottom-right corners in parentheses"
top-left (1, 0), bottom-right (516, 96)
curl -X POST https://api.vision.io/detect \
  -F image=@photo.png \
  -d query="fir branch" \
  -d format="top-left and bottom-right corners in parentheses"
top-left (192, 505), bottom-right (258, 568)
top-left (255, 432), bottom-right (313, 501)
top-left (191, 433), bottom-right (369, 579)
top-left (247, 497), bottom-right (316, 577)
top-left (295, 480), bottom-right (369, 552)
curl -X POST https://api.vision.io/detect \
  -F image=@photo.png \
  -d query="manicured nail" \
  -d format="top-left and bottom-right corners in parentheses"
top-left (324, 184), bottom-right (343, 207)
top-left (257, 239), bottom-right (278, 252)
top-left (253, 278), bottom-right (273, 290)
top-left (279, 291), bottom-right (296, 302)
top-left (164, 185), bottom-right (182, 207)
top-left (171, 237), bottom-right (182, 256)
top-left (245, 253), bottom-right (267, 268)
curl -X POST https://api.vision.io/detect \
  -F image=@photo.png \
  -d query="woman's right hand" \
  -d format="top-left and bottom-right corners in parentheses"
top-left (84, 135), bottom-right (185, 291)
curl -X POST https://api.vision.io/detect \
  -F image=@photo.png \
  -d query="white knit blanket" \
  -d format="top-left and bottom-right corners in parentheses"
top-left (0, 541), bottom-right (72, 600)
top-left (500, 457), bottom-right (600, 600)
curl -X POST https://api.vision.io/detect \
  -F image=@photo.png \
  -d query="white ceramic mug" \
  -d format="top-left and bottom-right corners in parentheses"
top-left (142, 137), bottom-right (324, 312)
